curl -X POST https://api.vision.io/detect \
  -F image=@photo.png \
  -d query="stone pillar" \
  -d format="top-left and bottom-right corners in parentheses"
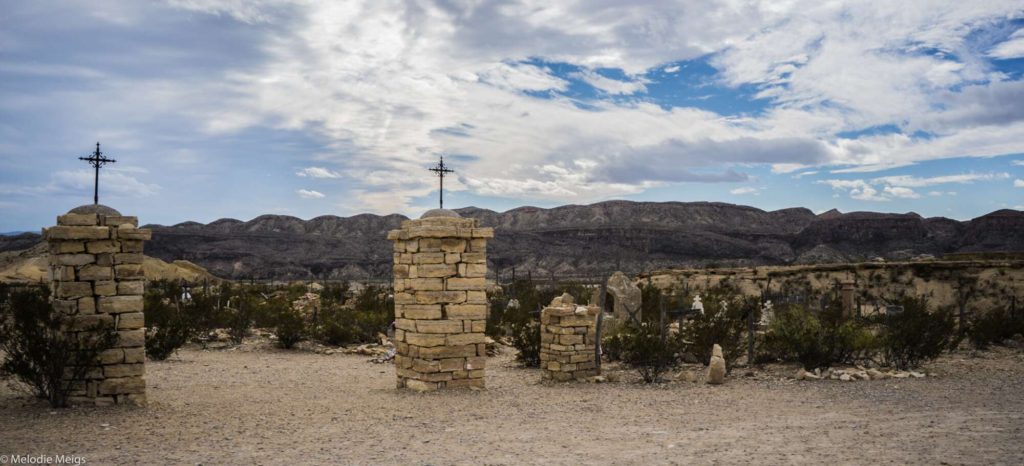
top-left (387, 210), bottom-right (493, 391)
top-left (43, 205), bottom-right (151, 406)
top-left (540, 293), bottom-right (599, 381)
top-left (841, 279), bottom-right (856, 317)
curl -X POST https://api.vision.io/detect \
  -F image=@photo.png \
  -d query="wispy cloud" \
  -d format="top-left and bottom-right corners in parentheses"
top-left (296, 167), bottom-right (341, 179)
top-left (1014, 179), bottom-right (1024, 188)
top-left (729, 186), bottom-right (762, 195)
top-left (820, 172), bottom-right (1008, 201)
top-left (296, 189), bottom-right (325, 199)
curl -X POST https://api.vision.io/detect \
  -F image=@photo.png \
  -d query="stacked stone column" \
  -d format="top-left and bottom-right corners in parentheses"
top-left (540, 293), bottom-right (600, 381)
top-left (43, 206), bottom-right (151, 406)
top-left (387, 212), bottom-right (493, 391)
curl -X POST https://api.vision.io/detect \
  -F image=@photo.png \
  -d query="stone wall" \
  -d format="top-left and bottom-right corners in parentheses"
top-left (387, 211), bottom-right (493, 391)
top-left (43, 205), bottom-right (151, 406)
top-left (540, 293), bottom-right (600, 381)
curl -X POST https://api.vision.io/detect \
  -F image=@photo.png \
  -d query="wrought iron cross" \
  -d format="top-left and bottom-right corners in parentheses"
top-left (428, 155), bottom-right (454, 209)
top-left (79, 142), bottom-right (116, 205)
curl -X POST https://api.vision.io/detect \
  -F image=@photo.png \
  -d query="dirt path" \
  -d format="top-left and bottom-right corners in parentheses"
top-left (2, 346), bottom-right (1023, 465)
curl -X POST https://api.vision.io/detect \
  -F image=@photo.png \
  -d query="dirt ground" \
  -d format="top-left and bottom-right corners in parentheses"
top-left (2, 344), bottom-right (1023, 466)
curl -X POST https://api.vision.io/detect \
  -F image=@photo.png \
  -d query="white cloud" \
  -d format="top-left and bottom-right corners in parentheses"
top-left (819, 171), bottom-right (1006, 201)
top-left (1015, 179), bottom-right (1024, 188)
top-left (873, 172), bottom-right (1010, 188)
top-left (729, 186), bottom-right (761, 195)
top-left (296, 167), bottom-right (341, 179)
top-left (883, 186), bottom-right (921, 199)
top-left (296, 189), bottom-right (325, 199)
top-left (1013, 160), bottom-right (1024, 166)
top-left (663, 65), bottom-right (680, 73)
top-left (988, 29), bottom-right (1024, 59)
top-left (570, 70), bottom-right (647, 95)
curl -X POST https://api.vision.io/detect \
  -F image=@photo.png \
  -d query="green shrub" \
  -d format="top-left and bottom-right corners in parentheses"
top-left (765, 300), bottom-right (873, 370)
top-left (618, 321), bottom-right (681, 383)
top-left (875, 296), bottom-right (955, 370)
top-left (0, 285), bottom-right (117, 408)
top-left (600, 319), bottom-right (630, 362)
top-left (968, 306), bottom-right (1024, 350)
top-left (143, 287), bottom-right (195, 361)
top-left (314, 286), bottom-right (392, 346)
top-left (272, 299), bottom-right (306, 349)
top-left (680, 285), bottom-right (748, 371)
top-left (509, 320), bottom-right (541, 367)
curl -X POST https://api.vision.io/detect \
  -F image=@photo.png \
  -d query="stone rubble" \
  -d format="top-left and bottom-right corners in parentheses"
top-left (540, 293), bottom-right (600, 382)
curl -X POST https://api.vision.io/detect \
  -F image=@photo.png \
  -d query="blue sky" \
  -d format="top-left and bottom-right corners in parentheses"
top-left (1, 1), bottom-right (1023, 231)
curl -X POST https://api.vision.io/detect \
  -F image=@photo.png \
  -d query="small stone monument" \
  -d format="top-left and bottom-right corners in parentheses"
top-left (387, 209), bottom-right (493, 391)
top-left (540, 293), bottom-right (600, 381)
top-left (691, 294), bottom-right (704, 316)
top-left (706, 343), bottom-right (726, 385)
top-left (43, 204), bottom-right (151, 406)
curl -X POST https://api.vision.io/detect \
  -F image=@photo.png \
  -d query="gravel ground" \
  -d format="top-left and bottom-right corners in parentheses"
top-left (2, 344), bottom-right (1023, 466)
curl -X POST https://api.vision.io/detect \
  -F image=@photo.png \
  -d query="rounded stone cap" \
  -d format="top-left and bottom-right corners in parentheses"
top-left (68, 204), bottom-right (122, 216)
top-left (420, 208), bottom-right (461, 219)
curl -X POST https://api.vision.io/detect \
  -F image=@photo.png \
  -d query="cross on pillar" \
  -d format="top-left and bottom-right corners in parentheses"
top-left (78, 142), bottom-right (116, 205)
top-left (428, 155), bottom-right (454, 209)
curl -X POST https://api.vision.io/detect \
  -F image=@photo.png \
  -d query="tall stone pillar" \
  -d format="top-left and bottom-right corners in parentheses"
top-left (387, 209), bottom-right (493, 391)
top-left (43, 205), bottom-right (151, 406)
top-left (841, 279), bottom-right (856, 317)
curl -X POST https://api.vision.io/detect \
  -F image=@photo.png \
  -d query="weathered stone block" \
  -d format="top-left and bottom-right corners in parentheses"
top-left (405, 332), bottom-right (447, 347)
top-left (446, 304), bottom-right (487, 319)
top-left (440, 238), bottom-right (466, 253)
top-left (446, 333), bottom-right (485, 346)
top-left (446, 277), bottom-right (486, 290)
top-left (418, 344), bottom-right (478, 359)
top-left (114, 264), bottom-right (144, 279)
top-left (412, 252), bottom-right (445, 264)
top-left (56, 281), bottom-right (93, 299)
top-left (66, 314), bottom-right (113, 331)
top-left (401, 304), bottom-right (442, 320)
top-left (57, 213), bottom-right (99, 226)
top-left (116, 329), bottom-right (146, 348)
top-left (123, 347), bottom-right (145, 364)
top-left (115, 226), bottom-right (151, 240)
top-left (405, 278), bottom-right (444, 291)
top-left (417, 264), bottom-right (456, 278)
top-left (103, 364), bottom-right (145, 378)
top-left (113, 253), bottom-right (144, 264)
top-left (53, 253), bottom-right (95, 266)
top-left (78, 297), bottom-right (96, 314)
top-left (415, 290), bottom-right (466, 304)
top-left (51, 241), bottom-right (86, 254)
top-left (85, 240), bottom-right (120, 254)
top-left (120, 240), bottom-right (144, 253)
top-left (103, 216), bottom-right (138, 227)
top-left (116, 280), bottom-right (145, 296)
top-left (45, 226), bottom-right (109, 240)
top-left (99, 295), bottom-right (144, 314)
top-left (78, 264), bottom-right (113, 281)
top-left (98, 349), bottom-right (124, 365)
top-left (416, 320), bottom-right (465, 334)
top-left (98, 377), bottom-right (145, 395)
top-left (116, 312), bottom-right (145, 330)
top-left (439, 357), bottom-right (465, 372)
top-left (93, 281), bottom-right (118, 296)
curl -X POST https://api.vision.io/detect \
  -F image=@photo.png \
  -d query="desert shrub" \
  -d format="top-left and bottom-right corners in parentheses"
top-left (143, 285), bottom-right (195, 361)
top-left (968, 306), bottom-right (1024, 350)
top-left (875, 296), bottom-right (955, 370)
top-left (509, 320), bottom-right (541, 366)
top-left (314, 286), bottom-right (392, 346)
top-left (272, 299), bottom-right (306, 349)
top-left (600, 319), bottom-right (630, 362)
top-left (618, 321), bottom-right (682, 383)
top-left (765, 300), bottom-right (873, 370)
top-left (680, 285), bottom-right (748, 370)
top-left (0, 285), bottom-right (117, 408)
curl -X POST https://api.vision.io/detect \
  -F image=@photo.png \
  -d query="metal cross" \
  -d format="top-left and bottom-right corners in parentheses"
top-left (78, 142), bottom-right (116, 205)
top-left (427, 155), bottom-right (454, 209)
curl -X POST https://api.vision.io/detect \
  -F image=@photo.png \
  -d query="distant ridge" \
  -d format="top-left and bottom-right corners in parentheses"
top-left (2, 201), bottom-right (1021, 280)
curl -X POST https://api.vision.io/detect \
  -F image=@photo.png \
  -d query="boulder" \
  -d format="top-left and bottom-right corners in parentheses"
top-left (706, 344), bottom-right (726, 384)
top-left (606, 271), bottom-right (642, 321)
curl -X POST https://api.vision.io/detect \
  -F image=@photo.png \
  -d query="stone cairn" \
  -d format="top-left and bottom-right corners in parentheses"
top-left (387, 210), bottom-right (493, 391)
top-left (540, 293), bottom-right (600, 381)
top-left (43, 205), bottom-right (151, 406)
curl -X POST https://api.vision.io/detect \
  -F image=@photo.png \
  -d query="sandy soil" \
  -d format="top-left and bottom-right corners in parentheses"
top-left (2, 344), bottom-right (1023, 466)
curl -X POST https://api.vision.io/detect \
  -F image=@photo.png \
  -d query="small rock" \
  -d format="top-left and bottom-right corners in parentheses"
top-left (795, 368), bottom-right (807, 381)
top-left (676, 371), bottom-right (698, 383)
top-left (910, 371), bottom-right (925, 378)
top-left (867, 369), bottom-right (887, 380)
top-left (590, 375), bottom-right (607, 383)
top-left (839, 374), bottom-right (852, 381)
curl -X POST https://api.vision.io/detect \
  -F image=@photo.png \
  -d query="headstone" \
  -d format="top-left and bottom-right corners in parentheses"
top-left (706, 343), bottom-right (726, 384)
top-left (43, 204), bottom-right (151, 406)
top-left (606, 271), bottom-right (641, 321)
top-left (387, 209), bottom-right (493, 391)
top-left (692, 294), bottom-right (705, 316)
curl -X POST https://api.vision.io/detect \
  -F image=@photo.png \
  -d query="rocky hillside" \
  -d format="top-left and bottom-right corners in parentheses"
top-left (3, 201), bottom-right (1022, 280)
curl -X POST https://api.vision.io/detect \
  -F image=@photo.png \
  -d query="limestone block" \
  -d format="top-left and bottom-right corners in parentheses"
top-left (446, 277), bottom-right (486, 290)
top-left (404, 278), bottom-right (445, 291)
top-left (53, 253), bottom-right (96, 266)
top-left (99, 349), bottom-right (125, 365)
top-left (114, 264), bottom-right (144, 279)
top-left (52, 299), bottom-right (78, 314)
top-left (103, 216), bottom-right (138, 227)
top-left (99, 295), bottom-right (144, 314)
top-left (394, 264), bottom-right (410, 278)
top-left (417, 263), bottom-right (456, 278)
top-left (418, 238), bottom-right (443, 252)
top-left (94, 253), bottom-right (113, 267)
top-left (120, 240), bottom-right (144, 253)
top-left (415, 290), bottom-right (466, 304)
top-left (115, 225), bottom-right (151, 240)
top-left (439, 358), bottom-right (465, 372)
top-left (471, 228), bottom-right (494, 238)
top-left (394, 319), bottom-right (416, 331)
top-left (412, 252), bottom-right (446, 264)
top-left (116, 329), bottom-right (146, 348)
top-left (103, 364), bottom-right (145, 378)
top-left (116, 280), bottom-right (145, 296)
top-left (85, 240), bottom-right (120, 254)
top-left (98, 377), bottom-right (145, 395)
top-left (440, 238), bottom-right (466, 253)
top-left (468, 238), bottom-right (487, 252)
top-left (116, 312), bottom-right (145, 330)
top-left (51, 242), bottom-right (86, 254)
top-left (446, 333), bottom-right (485, 346)
top-left (405, 332), bottom-right (447, 347)
top-left (55, 281), bottom-right (93, 299)
top-left (123, 348), bottom-right (146, 364)
top-left (446, 304), bottom-right (487, 319)
top-left (416, 320), bottom-right (465, 334)
top-left (461, 253), bottom-right (486, 264)
top-left (78, 264), bottom-right (113, 281)
top-left (45, 226), bottom-right (109, 240)
top-left (66, 314), bottom-right (113, 331)
top-left (114, 253), bottom-right (144, 264)
top-left (57, 213), bottom-right (99, 226)
top-left (466, 291), bottom-right (487, 304)
top-left (418, 344), bottom-right (478, 359)
top-left (394, 292), bottom-right (416, 304)
top-left (400, 304), bottom-right (443, 320)
top-left (93, 281), bottom-right (118, 296)
top-left (77, 297), bottom-right (96, 314)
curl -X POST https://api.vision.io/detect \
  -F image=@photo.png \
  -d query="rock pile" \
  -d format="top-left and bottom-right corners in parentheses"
top-left (795, 367), bottom-right (928, 381)
top-left (540, 293), bottom-right (599, 381)
top-left (42, 205), bottom-right (151, 406)
top-left (387, 212), bottom-right (493, 391)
